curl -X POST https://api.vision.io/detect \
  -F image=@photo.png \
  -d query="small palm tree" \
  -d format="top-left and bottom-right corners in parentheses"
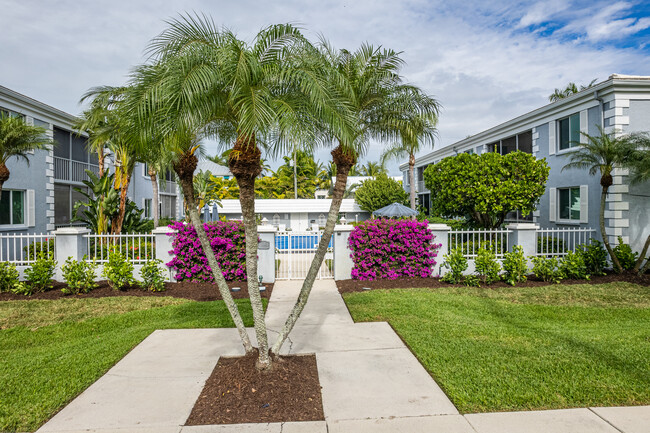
top-left (359, 161), bottom-right (388, 177)
top-left (562, 126), bottom-right (637, 273)
top-left (0, 113), bottom-right (51, 196)
top-left (549, 79), bottom-right (597, 102)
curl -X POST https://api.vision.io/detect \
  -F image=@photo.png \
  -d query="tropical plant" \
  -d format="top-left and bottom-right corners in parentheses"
top-left (561, 126), bottom-right (642, 272)
top-left (424, 151), bottom-right (549, 228)
top-left (502, 245), bottom-right (528, 286)
top-left (0, 112), bottom-right (51, 196)
top-left (357, 161), bottom-right (388, 177)
top-left (61, 257), bottom-right (98, 295)
top-left (354, 173), bottom-right (408, 212)
top-left (140, 259), bottom-right (166, 292)
top-left (548, 79), bottom-right (597, 102)
top-left (102, 249), bottom-right (134, 290)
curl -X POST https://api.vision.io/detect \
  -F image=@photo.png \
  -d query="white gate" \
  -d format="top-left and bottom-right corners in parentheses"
top-left (275, 231), bottom-right (334, 280)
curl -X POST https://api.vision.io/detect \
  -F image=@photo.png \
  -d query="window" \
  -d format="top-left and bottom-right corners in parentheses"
top-left (0, 190), bottom-right (24, 225)
top-left (144, 199), bottom-right (152, 218)
top-left (559, 113), bottom-right (580, 150)
top-left (160, 195), bottom-right (176, 218)
top-left (318, 213), bottom-right (326, 226)
top-left (558, 187), bottom-right (580, 220)
top-left (54, 184), bottom-right (88, 225)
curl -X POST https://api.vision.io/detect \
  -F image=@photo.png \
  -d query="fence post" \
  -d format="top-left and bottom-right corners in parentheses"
top-left (257, 225), bottom-right (276, 283)
top-left (333, 224), bottom-right (354, 280)
top-left (506, 223), bottom-right (539, 268)
top-left (53, 227), bottom-right (90, 281)
top-left (153, 226), bottom-right (177, 282)
top-left (428, 224), bottom-right (451, 277)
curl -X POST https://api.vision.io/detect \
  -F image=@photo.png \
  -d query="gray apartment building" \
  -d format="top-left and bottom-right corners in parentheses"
top-left (0, 85), bottom-right (183, 234)
top-left (401, 74), bottom-right (650, 253)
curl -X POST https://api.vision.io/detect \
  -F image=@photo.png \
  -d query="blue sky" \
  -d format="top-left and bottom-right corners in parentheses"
top-left (1, 0), bottom-right (649, 174)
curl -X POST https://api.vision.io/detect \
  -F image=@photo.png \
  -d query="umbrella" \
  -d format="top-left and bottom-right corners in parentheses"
top-left (373, 202), bottom-right (418, 218)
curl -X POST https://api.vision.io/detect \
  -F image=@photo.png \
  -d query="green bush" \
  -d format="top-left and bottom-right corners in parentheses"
top-left (559, 251), bottom-right (589, 280)
top-left (10, 282), bottom-right (31, 295)
top-left (463, 274), bottom-right (480, 287)
top-left (102, 249), bottom-right (134, 291)
top-left (441, 248), bottom-right (468, 284)
top-left (23, 253), bottom-right (56, 294)
top-left (579, 239), bottom-right (607, 276)
top-left (140, 259), bottom-right (166, 292)
top-left (355, 173), bottom-right (408, 212)
top-left (537, 236), bottom-right (567, 255)
top-left (23, 239), bottom-right (55, 261)
top-left (61, 257), bottom-right (98, 295)
top-left (613, 236), bottom-right (638, 271)
top-left (530, 256), bottom-right (563, 284)
top-left (475, 248), bottom-right (501, 284)
top-left (0, 262), bottom-right (20, 293)
top-left (88, 239), bottom-right (154, 262)
top-left (502, 246), bottom-right (528, 286)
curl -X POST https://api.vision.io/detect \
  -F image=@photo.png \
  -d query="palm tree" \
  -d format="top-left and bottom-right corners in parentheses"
top-left (622, 135), bottom-right (650, 274)
top-left (380, 100), bottom-right (439, 209)
top-left (0, 113), bottom-right (51, 196)
top-left (561, 126), bottom-right (639, 273)
top-left (130, 15), bottom-right (345, 369)
top-left (549, 79), bottom-right (598, 102)
top-left (358, 161), bottom-right (388, 177)
top-left (271, 42), bottom-right (440, 355)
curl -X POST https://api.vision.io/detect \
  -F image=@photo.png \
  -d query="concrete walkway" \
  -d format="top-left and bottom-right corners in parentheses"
top-left (37, 280), bottom-right (649, 433)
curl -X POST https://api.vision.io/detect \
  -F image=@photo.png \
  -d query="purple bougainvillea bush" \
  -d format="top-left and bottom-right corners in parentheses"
top-left (349, 219), bottom-right (441, 280)
top-left (166, 221), bottom-right (247, 282)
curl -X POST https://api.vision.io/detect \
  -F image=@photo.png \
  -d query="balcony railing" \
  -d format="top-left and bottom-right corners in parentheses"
top-left (417, 180), bottom-right (426, 192)
top-left (160, 180), bottom-right (177, 194)
top-left (54, 157), bottom-right (99, 183)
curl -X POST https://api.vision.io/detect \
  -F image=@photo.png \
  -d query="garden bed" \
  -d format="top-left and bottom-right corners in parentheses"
top-left (0, 280), bottom-right (274, 302)
top-left (337, 271), bottom-right (649, 293)
top-left (186, 351), bottom-right (324, 425)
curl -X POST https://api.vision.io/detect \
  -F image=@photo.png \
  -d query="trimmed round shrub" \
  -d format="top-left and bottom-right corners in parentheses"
top-left (348, 219), bottom-right (440, 280)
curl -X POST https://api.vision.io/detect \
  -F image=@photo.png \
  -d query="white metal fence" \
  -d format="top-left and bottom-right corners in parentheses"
top-left (537, 227), bottom-right (596, 257)
top-left (275, 231), bottom-right (334, 280)
top-left (0, 233), bottom-right (55, 265)
top-left (85, 233), bottom-right (155, 264)
top-left (448, 228), bottom-right (511, 258)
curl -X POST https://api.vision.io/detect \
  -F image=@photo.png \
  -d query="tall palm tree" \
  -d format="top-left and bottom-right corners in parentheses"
top-left (0, 113), bottom-right (51, 196)
top-left (271, 42), bottom-right (440, 355)
top-left (358, 161), bottom-right (388, 177)
top-left (561, 126), bottom-right (638, 273)
top-left (380, 100), bottom-right (439, 209)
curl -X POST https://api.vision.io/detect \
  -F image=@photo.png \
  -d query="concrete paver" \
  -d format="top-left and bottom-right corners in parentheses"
top-left (590, 406), bottom-right (650, 433)
top-left (317, 348), bottom-right (458, 421)
top-left (465, 408), bottom-right (623, 433)
top-left (328, 415), bottom-right (476, 433)
top-left (284, 322), bottom-right (404, 354)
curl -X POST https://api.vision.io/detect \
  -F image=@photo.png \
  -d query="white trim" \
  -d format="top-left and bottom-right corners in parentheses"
top-left (548, 121), bottom-right (556, 155)
top-left (26, 189), bottom-right (35, 227)
top-left (579, 110), bottom-right (588, 144)
top-left (579, 185), bottom-right (588, 224)
top-left (549, 187), bottom-right (556, 222)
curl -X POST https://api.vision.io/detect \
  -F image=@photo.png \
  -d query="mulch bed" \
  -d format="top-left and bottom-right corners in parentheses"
top-left (0, 280), bottom-right (274, 302)
top-left (337, 271), bottom-right (650, 294)
top-left (186, 351), bottom-right (324, 425)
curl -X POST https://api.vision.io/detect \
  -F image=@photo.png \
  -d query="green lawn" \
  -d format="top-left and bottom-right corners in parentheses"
top-left (343, 282), bottom-right (650, 413)
top-left (0, 296), bottom-right (262, 433)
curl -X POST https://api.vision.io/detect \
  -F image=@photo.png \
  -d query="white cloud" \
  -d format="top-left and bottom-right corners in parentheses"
top-left (517, 0), bottom-right (569, 28)
top-left (0, 0), bottom-right (648, 175)
top-left (556, 1), bottom-right (650, 42)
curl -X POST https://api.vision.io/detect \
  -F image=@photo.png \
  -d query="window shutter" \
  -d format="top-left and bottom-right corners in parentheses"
top-left (548, 121), bottom-right (556, 155)
top-left (549, 188), bottom-right (556, 222)
top-left (580, 185), bottom-right (588, 223)
top-left (26, 190), bottom-right (35, 227)
top-left (580, 110), bottom-right (588, 144)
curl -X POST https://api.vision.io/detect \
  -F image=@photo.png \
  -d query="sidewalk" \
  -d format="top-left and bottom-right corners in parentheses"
top-left (37, 280), bottom-right (649, 433)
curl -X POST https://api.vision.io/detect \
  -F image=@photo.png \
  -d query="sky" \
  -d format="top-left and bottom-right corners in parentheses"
top-left (1, 0), bottom-right (649, 174)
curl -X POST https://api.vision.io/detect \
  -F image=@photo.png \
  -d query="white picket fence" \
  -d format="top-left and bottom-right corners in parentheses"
top-left (85, 233), bottom-right (155, 264)
top-left (0, 233), bottom-right (54, 265)
top-left (537, 227), bottom-right (596, 257)
top-left (275, 230), bottom-right (334, 280)
top-left (448, 228), bottom-right (511, 258)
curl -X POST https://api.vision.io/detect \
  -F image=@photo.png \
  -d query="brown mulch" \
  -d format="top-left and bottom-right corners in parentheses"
top-left (186, 351), bottom-right (324, 425)
top-left (337, 271), bottom-right (650, 294)
top-left (0, 280), bottom-right (274, 302)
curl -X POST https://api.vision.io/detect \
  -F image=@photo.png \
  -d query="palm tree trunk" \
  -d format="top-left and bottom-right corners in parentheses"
top-left (175, 156), bottom-right (254, 353)
top-left (229, 135), bottom-right (269, 370)
top-left (641, 256), bottom-right (650, 274)
top-left (112, 174), bottom-right (131, 234)
top-left (270, 144), bottom-right (355, 356)
top-left (600, 186), bottom-right (622, 273)
top-left (634, 234), bottom-right (650, 274)
top-left (98, 148), bottom-right (105, 177)
top-left (149, 168), bottom-right (160, 227)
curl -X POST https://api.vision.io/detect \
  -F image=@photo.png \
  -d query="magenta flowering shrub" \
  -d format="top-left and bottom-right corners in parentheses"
top-left (349, 219), bottom-right (440, 280)
top-left (166, 221), bottom-right (247, 282)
